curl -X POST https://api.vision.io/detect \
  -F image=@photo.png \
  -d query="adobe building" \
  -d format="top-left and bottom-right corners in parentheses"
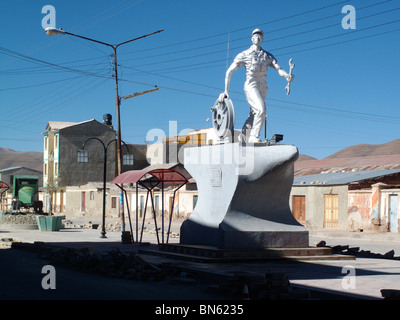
top-left (42, 118), bottom-right (148, 213)
top-left (290, 169), bottom-right (400, 233)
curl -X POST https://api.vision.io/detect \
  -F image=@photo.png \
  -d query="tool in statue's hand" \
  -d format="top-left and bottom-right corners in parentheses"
top-left (285, 58), bottom-right (295, 95)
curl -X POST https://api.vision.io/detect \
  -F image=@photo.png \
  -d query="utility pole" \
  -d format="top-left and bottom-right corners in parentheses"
top-left (45, 27), bottom-right (164, 241)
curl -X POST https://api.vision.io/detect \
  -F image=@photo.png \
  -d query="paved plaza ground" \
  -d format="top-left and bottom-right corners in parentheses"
top-left (1, 216), bottom-right (400, 302)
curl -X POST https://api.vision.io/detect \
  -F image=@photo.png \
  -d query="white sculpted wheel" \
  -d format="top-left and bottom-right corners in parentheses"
top-left (210, 98), bottom-right (235, 139)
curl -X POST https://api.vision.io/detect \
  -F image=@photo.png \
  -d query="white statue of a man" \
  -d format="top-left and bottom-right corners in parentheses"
top-left (219, 28), bottom-right (294, 143)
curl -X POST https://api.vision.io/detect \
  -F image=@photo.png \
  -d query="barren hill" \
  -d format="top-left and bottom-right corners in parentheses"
top-left (324, 139), bottom-right (400, 159)
top-left (298, 154), bottom-right (317, 161)
top-left (295, 139), bottom-right (400, 176)
top-left (0, 148), bottom-right (43, 172)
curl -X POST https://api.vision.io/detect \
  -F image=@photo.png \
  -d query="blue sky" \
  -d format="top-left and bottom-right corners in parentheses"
top-left (1, 0), bottom-right (399, 159)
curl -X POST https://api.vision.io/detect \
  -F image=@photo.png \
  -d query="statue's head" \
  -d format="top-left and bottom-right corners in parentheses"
top-left (251, 28), bottom-right (264, 45)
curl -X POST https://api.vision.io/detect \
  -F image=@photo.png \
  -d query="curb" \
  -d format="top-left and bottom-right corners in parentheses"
top-left (0, 224), bottom-right (38, 230)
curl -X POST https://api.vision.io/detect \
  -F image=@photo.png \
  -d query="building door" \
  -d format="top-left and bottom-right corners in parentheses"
top-left (389, 195), bottom-right (398, 233)
top-left (292, 195), bottom-right (306, 225)
top-left (324, 194), bottom-right (338, 228)
top-left (155, 195), bottom-right (160, 216)
top-left (59, 190), bottom-right (64, 213)
top-left (169, 196), bottom-right (179, 218)
top-left (81, 191), bottom-right (86, 212)
top-left (140, 195), bottom-right (145, 218)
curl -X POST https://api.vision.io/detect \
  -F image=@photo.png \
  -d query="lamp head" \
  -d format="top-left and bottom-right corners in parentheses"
top-left (45, 27), bottom-right (66, 36)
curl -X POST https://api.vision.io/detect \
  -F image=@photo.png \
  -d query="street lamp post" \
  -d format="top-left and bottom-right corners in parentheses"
top-left (46, 27), bottom-right (163, 238)
top-left (82, 138), bottom-right (111, 239)
top-left (82, 138), bottom-right (129, 239)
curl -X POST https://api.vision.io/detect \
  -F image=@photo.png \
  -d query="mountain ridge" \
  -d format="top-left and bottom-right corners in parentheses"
top-left (1, 139), bottom-right (400, 172)
top-left (323, 139), bottom-right (400, 159)
top-left (0, 148), bottom-right (43, 172)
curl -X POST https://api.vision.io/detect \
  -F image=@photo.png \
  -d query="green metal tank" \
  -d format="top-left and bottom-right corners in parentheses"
top-left (12, 175), bottom-right (42, 212)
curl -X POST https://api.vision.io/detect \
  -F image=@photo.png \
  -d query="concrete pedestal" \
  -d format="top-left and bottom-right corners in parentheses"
top-left (180, 143), bottom-right (309, 249)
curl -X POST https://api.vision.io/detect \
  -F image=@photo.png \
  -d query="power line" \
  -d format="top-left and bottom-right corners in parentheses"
top-left (119, 0), bottom-right (353, 56)
top-left (5, 15), bottom-right (395, 127)
top-left (120, 71), bottom-right (400, 125)
top-left (68, 0), bottom-right (147, 38)
top-left (272, 18), bottom-right (400, 53)
top-left (1, 55), bottom-right (113, 120)
top-left (2, 2), bottom-right (395, 84)
top-left (120, 1), bottom-right (394, 64)
top-left (277, 25), bottom-right (400, 56)
top-left (117, 12), bottom-right (400, 106)
top-left (0, 46), bottom-right (113, 79)
top-left (0, 46), bottom-right (157, 93)
top-left (118, 28), bottom-right (400, 126)
top-left (0, 58), bottom-right (110, 75)
top-left (3, 0), bottom-right (398, 144)
top-left (0, 75), bottom-right (88, 92)
top-left (121, 18), bottom-right (400, 76)
top-left (4, 1), bottom-right (389, 77)
top-left (121, 13), bottom-right (400, 72)
top-left (3, 78), bottom-right (109, 129)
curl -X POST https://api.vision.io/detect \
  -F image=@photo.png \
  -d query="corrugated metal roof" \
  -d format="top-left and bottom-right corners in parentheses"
top-left (0, 166), bottom-right (22, 173)
top-left (45, 119), bottom-right (100, 131)
top-left (45, 121), bottom-right (79, 131)
top-left (293, 169), bottom-right (400, 186)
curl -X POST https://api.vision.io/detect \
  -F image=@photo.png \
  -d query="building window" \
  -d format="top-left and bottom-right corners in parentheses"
top-left (123, 154), bottom-right (134, 165)
top-left (44, 163), bottom-right (48, 175)
top-left (111, 196), bottom-right (117, 209)
top-left (90, 191), bottom-right (95, 200)
top-left (77, 151), bottom-right (88, 163)
top-left (44, 136), bottom-right (48, 150)
top-left (54, 134), bottom-right (59, 148)
top-left (54, 161), bottom-right (58, 176)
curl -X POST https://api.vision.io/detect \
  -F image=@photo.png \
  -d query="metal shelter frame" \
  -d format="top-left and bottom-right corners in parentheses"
top-left (111, 165), bottom-right (189, 244)
top-left (0, 181), bottom-right (10, 212)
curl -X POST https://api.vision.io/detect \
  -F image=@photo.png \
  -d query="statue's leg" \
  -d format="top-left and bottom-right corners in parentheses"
top-left (244, 87), bottom-right (266, 140)
top-left (241, 110), bottom-right (254, 141)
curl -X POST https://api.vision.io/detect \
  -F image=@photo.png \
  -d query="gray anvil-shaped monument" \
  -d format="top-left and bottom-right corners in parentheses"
top-left (180, 143), bottom-right (309, 249)
top-left (180, 28), bottom-right (308, 249)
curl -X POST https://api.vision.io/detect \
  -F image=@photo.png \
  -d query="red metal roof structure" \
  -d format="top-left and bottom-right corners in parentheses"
top-left (111, 163), bottom-right (189, 186)
top-left (0, 181), bottom-right (9, 192)
top-left (111, 163), bottom-right (190, 245)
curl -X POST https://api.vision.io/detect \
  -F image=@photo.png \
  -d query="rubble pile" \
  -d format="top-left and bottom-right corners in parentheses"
top-left (0, 238), bottom-right (13, 249)
top-left (316, 241), bottom-right (400, 260)
top-left (10, 240), bottom-right (310, 299)
top-left (62, 220), bottom-right (180, 238)
top-left (11, 242), bottom-right (167, 281)
top-left (63, 220), bottom-right (122, 232)
top-left (0, 213), bottom-right (38, 225)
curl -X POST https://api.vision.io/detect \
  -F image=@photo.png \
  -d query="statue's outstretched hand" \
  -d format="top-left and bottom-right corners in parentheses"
top-left (286, 74), bottom-right (294, 83)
